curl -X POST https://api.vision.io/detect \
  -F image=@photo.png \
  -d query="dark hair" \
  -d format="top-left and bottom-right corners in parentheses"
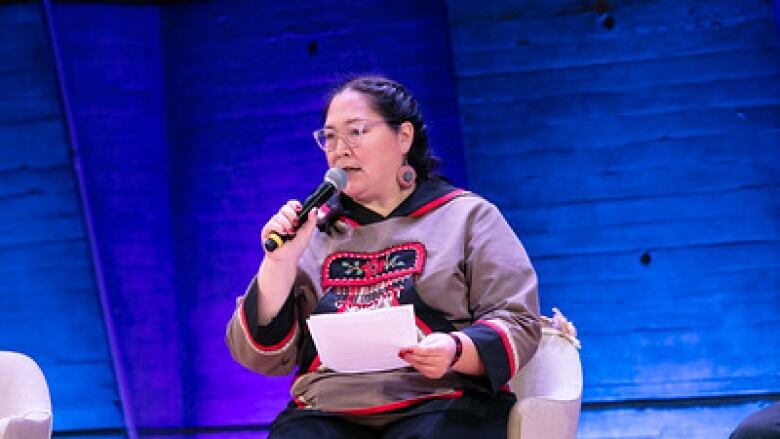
top-left (323, 75), bottom-right (439, 182)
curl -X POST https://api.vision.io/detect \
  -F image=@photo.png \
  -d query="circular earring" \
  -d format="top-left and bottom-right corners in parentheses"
top-left (397, 158), bottom-right (416, 190)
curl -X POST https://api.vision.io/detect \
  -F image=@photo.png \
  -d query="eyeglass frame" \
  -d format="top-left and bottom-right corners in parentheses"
top-left (312, 119), bottom-right (400, 152)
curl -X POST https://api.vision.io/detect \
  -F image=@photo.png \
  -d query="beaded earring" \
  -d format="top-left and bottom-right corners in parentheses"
top-left (397, 157), bottom-right (416, 189)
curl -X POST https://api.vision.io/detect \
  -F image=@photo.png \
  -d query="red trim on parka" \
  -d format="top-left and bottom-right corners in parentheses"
top-left (330, 390), bottom-right (464, 415)
top-left (409, 189), bottom-right (465, 218)
top-left (476, 320), bottom-right (517, 377)
top-left (329, 188), bottom-right (467, 228)
top-left (239, 299), bottom-right (296, 352)
top-left (415, 316), bottom-right (433, 336)
top-left (294, 389), bottom-right (465, 414)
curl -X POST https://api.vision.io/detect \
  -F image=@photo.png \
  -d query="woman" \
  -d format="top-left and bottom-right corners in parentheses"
top-left (226, 75), bottom-right (541, 438)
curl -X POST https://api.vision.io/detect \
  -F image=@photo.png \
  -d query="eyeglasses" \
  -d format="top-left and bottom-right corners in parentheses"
top-left (312, 120), bottom-right (394, 152)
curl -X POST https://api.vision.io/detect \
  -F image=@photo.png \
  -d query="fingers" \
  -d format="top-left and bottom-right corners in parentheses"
top-left (401, 347), bottom-right (444, 359)
top-left (296, 208), bottom-right (319, 239)
top-left (402, 333), bottom-right (454, 358)
top-left (400, 347), bottom-right (448, 364)
top-left (280, 202), bottom-right (300, 227)
top-left (400, 351), bottom-right (449, 379)
top-left (398, 333), bottom-right (458, 379)
top-left (262, 200), bottom-right (303, 240)
top-left (260, 201), bottom-right (321, 259)
top-left (402, 353), bottom-right (442, 367)
top-left (277, 201), bottom-right (301, 233)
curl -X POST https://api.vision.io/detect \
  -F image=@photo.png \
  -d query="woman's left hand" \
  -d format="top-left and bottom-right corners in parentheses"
top-left (399, 333), bottom-right (456, 379)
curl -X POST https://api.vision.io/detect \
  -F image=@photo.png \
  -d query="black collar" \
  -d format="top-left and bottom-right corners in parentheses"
top-left (337, 177), bottom-right (464, 226)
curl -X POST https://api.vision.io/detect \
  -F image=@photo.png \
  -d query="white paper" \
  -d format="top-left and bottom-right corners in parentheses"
top-left (306, 305), bottom-right (417, 373)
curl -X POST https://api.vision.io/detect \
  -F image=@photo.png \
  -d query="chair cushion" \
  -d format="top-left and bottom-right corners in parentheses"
top-left (0, 416), bottom-right (9, 437)
top-left (0, 411), bottom-right (52, 439)
top-left (508, 398), bottom-right (581, 439)
top-left (0, 352), bottom-right (51, 418)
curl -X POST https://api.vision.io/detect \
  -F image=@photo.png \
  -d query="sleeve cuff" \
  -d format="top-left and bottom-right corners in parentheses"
top-left (240, 280), bottom-right (297, 351)
top-left (462, 320), bottom-right (518, 392)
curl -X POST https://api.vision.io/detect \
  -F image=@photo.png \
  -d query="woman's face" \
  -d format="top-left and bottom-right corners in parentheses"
top-left (324, 90), bottom-right (412, 204)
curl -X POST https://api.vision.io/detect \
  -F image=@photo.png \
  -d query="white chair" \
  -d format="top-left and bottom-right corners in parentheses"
top-left (508, 314), bottom-right (582, 439)
top-left (0, 352), bottom-right (53, 439)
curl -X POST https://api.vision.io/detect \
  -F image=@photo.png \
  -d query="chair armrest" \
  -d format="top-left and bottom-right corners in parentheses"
top-left (542, 327), bottom-right (581, 350)
top-left (0, 411), bottom-right (52, 439)
top-left (508, 397), bottom-right (581, 439)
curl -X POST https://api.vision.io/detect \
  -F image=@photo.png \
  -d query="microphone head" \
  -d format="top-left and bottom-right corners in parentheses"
top-left (324, 167), bottom-right (348, 192)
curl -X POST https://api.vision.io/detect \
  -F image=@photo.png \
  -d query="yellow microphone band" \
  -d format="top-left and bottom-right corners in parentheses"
top-left (268, 233), bottom-right (283, 249)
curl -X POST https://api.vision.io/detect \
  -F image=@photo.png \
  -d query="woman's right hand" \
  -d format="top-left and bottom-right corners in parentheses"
top-left (256, 200), bottom-right (318, 324)
top-left (260, 200), bottom-right (319, 265)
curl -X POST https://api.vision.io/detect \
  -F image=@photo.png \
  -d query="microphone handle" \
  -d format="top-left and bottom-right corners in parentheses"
top-left (263, 182), bottom-right (337, 252)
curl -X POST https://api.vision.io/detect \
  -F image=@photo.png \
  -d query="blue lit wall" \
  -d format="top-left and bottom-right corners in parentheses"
top-left (0, 2), bottom-right (124, 433)
top-left (0, 1), bottom-right (778, 438)
top-left (51, 3), bottom-right (182, 431)
top-left (448, 0), bottom-right (780, 436)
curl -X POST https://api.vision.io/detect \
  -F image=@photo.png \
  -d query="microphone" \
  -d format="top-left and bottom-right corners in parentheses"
top-left (264, 167), bottom-right (348, 252)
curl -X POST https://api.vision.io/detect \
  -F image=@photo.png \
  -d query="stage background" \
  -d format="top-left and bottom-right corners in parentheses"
top-left (0, 0), bottom-right (778, 437)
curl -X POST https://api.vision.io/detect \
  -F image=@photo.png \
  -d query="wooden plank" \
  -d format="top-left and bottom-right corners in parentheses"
top-left (0, 120), bottom-right (70, 167)
top-left (448, 0), bottom-right (769, 26)
top-left (520, 217), bottom-right (780, 259)
top-left (476, 162), bottom-right (780, 208)
top-left (461, 76), bottom-right (780, 123)
top-left (451, 5), bottom-right (775, 50)
top-left (532, 240), bottom-right (780, 279)
top-left (463, 103), bottom-right (780, 145)
top-left (457, 49), bottom-right (780, 103)
top-left (453, 19), bottom-right (778, 76)
top-left (508, 181), bottom-right (780, 229)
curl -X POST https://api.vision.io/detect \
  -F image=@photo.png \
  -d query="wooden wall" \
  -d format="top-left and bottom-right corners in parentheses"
top-left (52, 2), bottom-right (182, 431)
top-left (0, 3), bottom-right (124, 433)
top-left (2, 0), bottom-right (779, 437)
top-left (446, 0), bottom-right (780, 436)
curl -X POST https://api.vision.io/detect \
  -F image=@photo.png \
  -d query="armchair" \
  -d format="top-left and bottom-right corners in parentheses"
top-left (0, 352), bottom-right (52, 439)
top-left (508, 310), bottom-right (582, 439)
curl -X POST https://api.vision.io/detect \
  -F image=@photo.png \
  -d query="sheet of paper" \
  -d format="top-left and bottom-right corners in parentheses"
top-left (306, 305), bottom-right (417, 373)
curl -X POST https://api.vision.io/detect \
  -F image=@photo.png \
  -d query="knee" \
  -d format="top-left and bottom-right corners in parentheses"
top-left (730, 403), bottom-right (780, 439)
top-left (731, 421), bottom-right (765, 439)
